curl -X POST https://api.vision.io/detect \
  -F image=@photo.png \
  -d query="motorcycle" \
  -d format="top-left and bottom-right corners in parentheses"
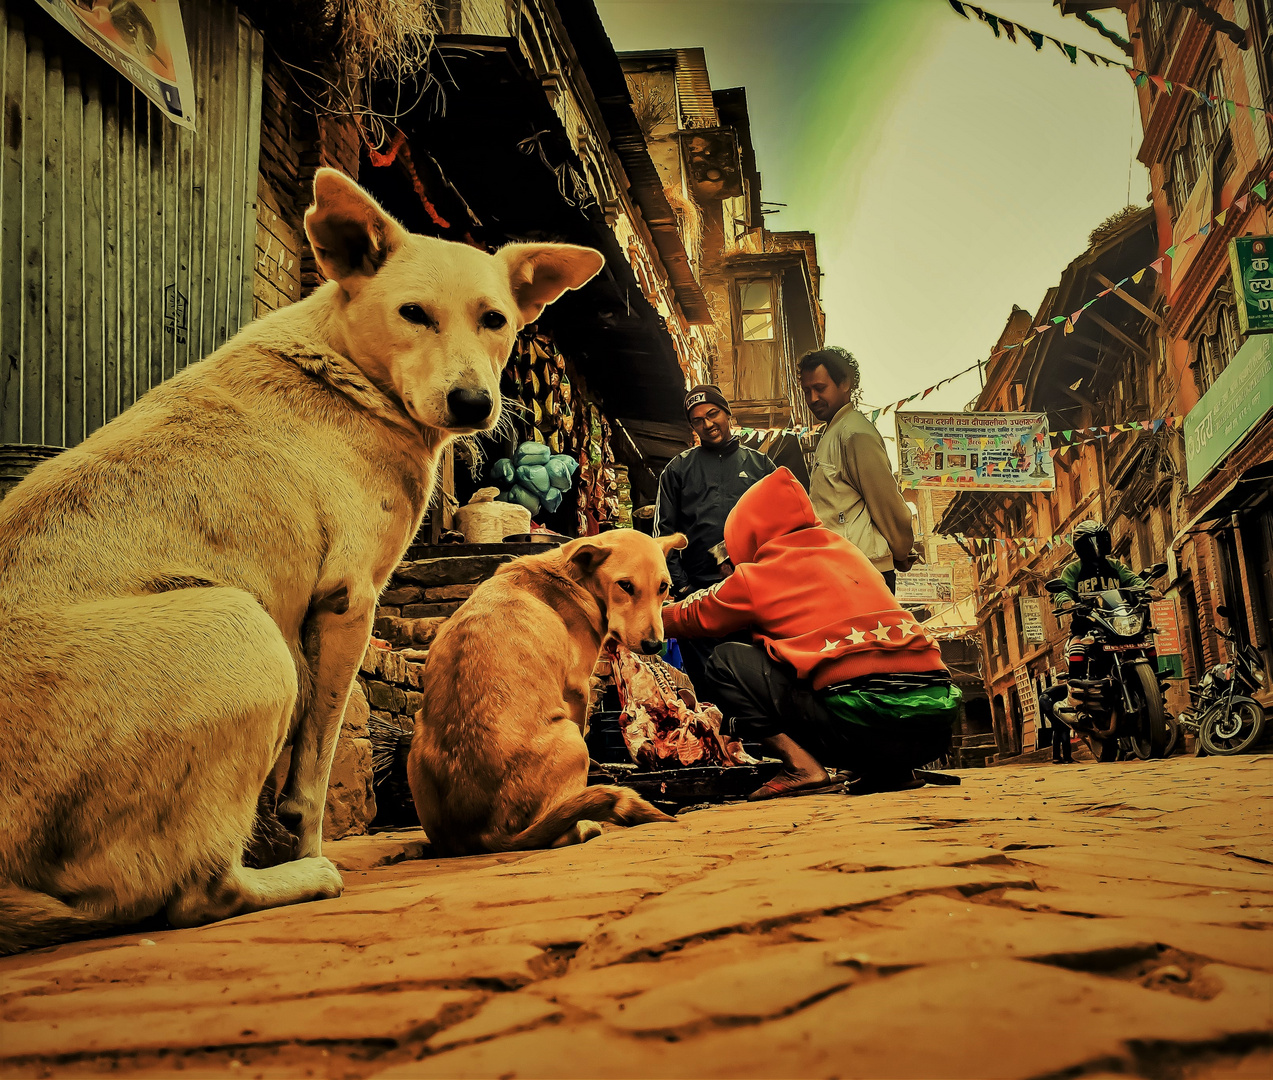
top-left (1178, 605), bottom-right (1267, 756)
top-left (1045, 562), bottom-right (1172, 762)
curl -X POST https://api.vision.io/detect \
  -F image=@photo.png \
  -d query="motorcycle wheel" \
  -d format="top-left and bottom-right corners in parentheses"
top-left (1198, 699), bottom-right (1267, 756)
top-left (1163, 716), bottom-right (1181, 757)
top-left (1126, 664), bottom-right (1171, 760)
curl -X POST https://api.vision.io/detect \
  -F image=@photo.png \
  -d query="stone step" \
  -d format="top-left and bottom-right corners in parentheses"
top-left (393, 554), bottom-right (516, 588)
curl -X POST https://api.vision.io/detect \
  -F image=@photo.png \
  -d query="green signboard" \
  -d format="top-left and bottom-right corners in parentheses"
top-left (1228, 235), bottom-right (1273, 333)
top-left (1185, 332), bottom-right (1273, 489)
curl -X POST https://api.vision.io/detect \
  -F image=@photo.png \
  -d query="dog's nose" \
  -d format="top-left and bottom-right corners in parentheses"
top-left (640, 638), bottom-right (664, 655)
top-left (446, 387), bottom-right (492, 425)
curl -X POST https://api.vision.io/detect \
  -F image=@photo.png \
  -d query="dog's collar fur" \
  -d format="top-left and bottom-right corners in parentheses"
top-left (272, 345), bottom-right (432, 441)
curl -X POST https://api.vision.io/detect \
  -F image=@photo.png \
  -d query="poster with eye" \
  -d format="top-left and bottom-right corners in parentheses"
top-left (896, 411), bottom-right (1055, 491)
top-left (34, 0), bottom-right (197, 130)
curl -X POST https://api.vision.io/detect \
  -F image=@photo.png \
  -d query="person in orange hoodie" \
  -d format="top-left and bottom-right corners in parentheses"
top-left (661, 467), bottom-right (960, 799)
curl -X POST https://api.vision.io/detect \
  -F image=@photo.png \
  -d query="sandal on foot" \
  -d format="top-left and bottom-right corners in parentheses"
top-left (848, 772), bottom-right (925, 796)
top-left (747, 776), bottom-right (844, 801)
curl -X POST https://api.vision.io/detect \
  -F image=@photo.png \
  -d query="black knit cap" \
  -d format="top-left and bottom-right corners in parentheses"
top-left (684, 384), bottom-right (731, 418)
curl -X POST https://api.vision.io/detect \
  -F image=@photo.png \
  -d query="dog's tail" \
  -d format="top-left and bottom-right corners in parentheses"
top-left (0, 886), bottom-right (117, 956)
top-left (496, 785), bottom-right (675, 852)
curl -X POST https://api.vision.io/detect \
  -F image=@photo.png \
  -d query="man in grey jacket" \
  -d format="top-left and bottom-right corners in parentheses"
top-left (799, 347), bottom-right (916, 591)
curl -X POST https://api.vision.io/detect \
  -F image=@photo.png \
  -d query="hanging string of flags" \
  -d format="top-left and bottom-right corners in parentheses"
top-left (946, 2), bottom-right (1129, 68)
top-left (1048, 414), bottom-right (1181, 454)
top-left (868, 359), bottom-right (986, 423)
top-left (952, 2), bottom-right (1273, 125)
top-left (738, 403), bottom-right (1183, 451)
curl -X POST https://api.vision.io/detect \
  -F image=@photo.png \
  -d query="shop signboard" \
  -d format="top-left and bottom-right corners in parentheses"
top-left (1015, 665), bottom-right (1038, 725)
top-left (1019, 597), bottom-right (1046, 644)
top-left (33, 0), bottom-right (197, 129)
top-left (1184, 333), bottom-right (1273, 488)
top-left (1228, 235), bottom-right (1273, 333)
top-left (896, 412), bottom-right (1054, 492)
top-left (1150, 597), bottom-right (1185, 678)
top-left (895, 565), bottom-right (955, 603)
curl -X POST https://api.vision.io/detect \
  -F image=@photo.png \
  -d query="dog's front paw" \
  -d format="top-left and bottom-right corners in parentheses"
top-left (303, 856), bottom-right (344, 900)
top-left (576, 820), bottom-right (603, 843)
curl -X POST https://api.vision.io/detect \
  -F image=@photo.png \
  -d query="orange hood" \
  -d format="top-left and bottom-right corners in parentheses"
top-left (724, 468), bottom-right (819, 566)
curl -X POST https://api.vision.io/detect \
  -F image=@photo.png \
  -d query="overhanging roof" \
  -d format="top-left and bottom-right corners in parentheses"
top-left (554, 3), bottom-right (713, 324)
top-left (383, 37), bottom-right (694, 427)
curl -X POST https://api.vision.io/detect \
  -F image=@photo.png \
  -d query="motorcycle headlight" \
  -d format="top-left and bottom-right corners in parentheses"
top-left (1110, 613), bottom-right (1144, 636)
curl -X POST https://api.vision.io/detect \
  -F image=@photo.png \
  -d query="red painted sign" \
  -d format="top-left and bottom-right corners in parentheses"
top-left (1151, 598), bottom-right (1183, 655)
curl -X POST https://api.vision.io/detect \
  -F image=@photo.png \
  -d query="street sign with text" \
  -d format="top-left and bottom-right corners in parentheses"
top-left (1185, 332), bottom-right (1273, 488)
top-left (1228, 235), bottom-right (1273, 333)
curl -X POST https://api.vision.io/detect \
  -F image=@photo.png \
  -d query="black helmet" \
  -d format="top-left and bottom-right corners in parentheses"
top-left (1073, 520), bottom-right (1111, 562)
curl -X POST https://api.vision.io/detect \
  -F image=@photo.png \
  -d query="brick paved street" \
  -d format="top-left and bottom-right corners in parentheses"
top-left (2, 757), bottom-right (1270, 1079)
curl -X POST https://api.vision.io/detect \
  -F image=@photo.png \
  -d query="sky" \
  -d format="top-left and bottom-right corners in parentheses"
top-left (594, 0), bottom-right (1150, 431)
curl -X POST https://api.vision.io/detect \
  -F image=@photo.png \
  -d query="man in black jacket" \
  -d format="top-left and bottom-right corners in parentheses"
top-left (655, 385), bottom-right (775, 686)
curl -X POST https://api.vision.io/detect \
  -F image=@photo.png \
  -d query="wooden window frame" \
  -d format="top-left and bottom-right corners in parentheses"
top-left (736, 277), bottom-right (776, 343)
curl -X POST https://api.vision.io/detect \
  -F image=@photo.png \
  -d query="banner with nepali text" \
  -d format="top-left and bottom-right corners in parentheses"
top-left (896, 412), bottom-right (1056, 492)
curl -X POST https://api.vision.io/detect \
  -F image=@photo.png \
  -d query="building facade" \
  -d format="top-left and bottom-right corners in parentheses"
top-left (619, 49), bottom-right (823, 438)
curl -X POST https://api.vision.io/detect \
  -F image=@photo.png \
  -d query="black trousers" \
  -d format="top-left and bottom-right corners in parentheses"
top-left (881, 569), bottom-right (896, 593)
top-left (1039, 685), bottom-right (1073, 762)
top-left (678, 629), bottom-right (752, 695)
top-left (702, 643), bottom-right (952, 781)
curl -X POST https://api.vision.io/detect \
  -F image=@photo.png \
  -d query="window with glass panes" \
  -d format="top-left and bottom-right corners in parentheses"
top-left (1165, 64), bottom-right (1229, 220)
top-left (737, 279), bottom-right (775, 341)
top-left (1194, 291), bottom-right (1242, 395)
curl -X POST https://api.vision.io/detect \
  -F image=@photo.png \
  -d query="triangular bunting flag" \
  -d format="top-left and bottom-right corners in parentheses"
top-left (1001, 19), bottom-right (1017, 43)
top-left (1025, 29), bottom-right (1044, 50)
top-left (1236, 194), bottom-right (1249, 213)
top-left (1149, 75), bottom-right (1168, 92)
top-left (982, 11), bottom-right (1000, 36)
top-left (1132, 268), bottom-right (1147, 284)
top-left (1149, 257), bottom-right (1165, 273)
top-left (1165, 245), bottom-right (1177, 259)
top-left (947, 0), bottom-right (969, 16)
top-left (1062, 42), bottom-right (1077, 63)
top-left (1255, 181), bottom-right (1268, 201)
top-left (1152, 418), bottom-right (1164, 431)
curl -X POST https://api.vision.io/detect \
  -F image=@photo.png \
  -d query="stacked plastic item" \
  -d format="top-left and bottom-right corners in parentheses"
top-left (489, 441), bottom-right (580, 518)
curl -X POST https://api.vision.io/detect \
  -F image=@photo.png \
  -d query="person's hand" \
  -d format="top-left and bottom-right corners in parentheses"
top-left (897, 550), bottom-right (921, 573)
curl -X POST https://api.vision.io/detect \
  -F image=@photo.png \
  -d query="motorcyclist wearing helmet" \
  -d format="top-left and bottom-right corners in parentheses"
top-left (1058, 520), bottom-right (1148, 681)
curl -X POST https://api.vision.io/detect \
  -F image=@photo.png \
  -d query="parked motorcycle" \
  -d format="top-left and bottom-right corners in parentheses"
top-left (1046, 562), bottom-right (1172, 762)
top-left (1178, 605), bottom-right (1267, 756)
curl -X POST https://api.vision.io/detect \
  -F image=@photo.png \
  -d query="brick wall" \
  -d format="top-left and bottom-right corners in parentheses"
top-left (254, 53), bottom-right (363, 310)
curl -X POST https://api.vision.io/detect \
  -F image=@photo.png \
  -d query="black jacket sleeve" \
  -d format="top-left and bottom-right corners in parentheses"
top-left (655, 458), bottom-right (690, 594)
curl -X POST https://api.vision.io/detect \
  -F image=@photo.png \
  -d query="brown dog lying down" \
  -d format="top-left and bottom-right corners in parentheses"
top-left (407, 530), bottom-right (686, 854)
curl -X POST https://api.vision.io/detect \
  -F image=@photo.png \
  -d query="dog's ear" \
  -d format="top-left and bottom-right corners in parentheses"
top-left (499, 244), bottom-right (605, 326)
top-left (565, 538), bottom-right (610, 576)
top-left (304, 168), bottom-right (408, 285)
top-left (657, 533), bottom-right (688, 555)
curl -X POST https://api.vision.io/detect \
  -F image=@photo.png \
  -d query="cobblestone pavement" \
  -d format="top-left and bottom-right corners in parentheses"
top-left (2, 757), bottom-right (1270, 1079)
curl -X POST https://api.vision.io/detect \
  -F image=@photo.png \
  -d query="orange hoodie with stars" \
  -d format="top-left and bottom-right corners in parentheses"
top-left (661, 467), bottom-right (947, 691)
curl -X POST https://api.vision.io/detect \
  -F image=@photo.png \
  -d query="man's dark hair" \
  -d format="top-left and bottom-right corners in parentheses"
top-left (798, 346), bottom-right (862, 407)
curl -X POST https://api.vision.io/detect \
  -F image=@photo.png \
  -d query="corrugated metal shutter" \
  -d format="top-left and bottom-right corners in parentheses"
top-left (673, 48), bottom-right (718, 126)
top-left (0, 0), bottom-right (263, 450)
